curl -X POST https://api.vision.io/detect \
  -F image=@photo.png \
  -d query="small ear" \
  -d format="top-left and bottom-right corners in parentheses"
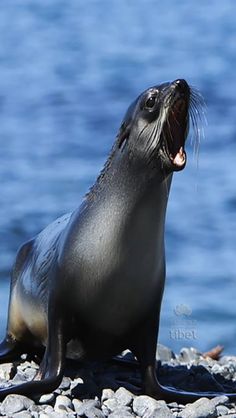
top-left (117, 122), bottom-right (131, 149)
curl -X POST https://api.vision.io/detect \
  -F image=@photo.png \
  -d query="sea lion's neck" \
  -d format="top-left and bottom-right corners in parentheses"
top-left (86, 152), bottom-right (173, 248)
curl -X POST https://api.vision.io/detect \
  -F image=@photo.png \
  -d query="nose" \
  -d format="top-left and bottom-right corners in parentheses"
top-left (172, 79), bottom-right (190, 94)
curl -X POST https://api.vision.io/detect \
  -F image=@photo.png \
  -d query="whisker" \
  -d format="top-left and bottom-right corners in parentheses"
top-left (189, 86), bottom-right (206, 165)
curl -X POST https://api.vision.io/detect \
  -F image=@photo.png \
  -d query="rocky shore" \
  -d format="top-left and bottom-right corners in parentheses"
top-left (1, 345), bottom-right (236, 417)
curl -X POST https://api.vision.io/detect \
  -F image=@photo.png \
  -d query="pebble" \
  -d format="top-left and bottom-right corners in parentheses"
top-left (0, 394), bottom-right (35, 416)
top-left (210, 396), bottom-right (229, 407)
top-left (12, 412), bottom-right (33, 418)
top-left (144, 408), bottom-right (174, 418)
top-left (109, 407), bottom-right (134, 418)
top-left (54, 395), bottom-right (73, 412)
top-left (216, 405), bottom-right (230, 415)
top-left (179, 347), bottom-right (201, 363)
top-left (133, 396), bottom-right (171, 417)
top-left (74, 399), bottom-right (101, 416)
top-left (0, 363), bottom-right (14, 380)
top-left (39, 393), bottom-right (55, 404)
top-left (101, 388), bottom-right (115, 402)
top-left (179, 397), bottom-right (217, 418)
top-left (83, 406), bottom-right (106, 418)
top-left (157, 344), bottom-right (176, 362)
top-left (114, 387), bottom-right (134, 406)
top-left (0, 348), bottom-right (236, 417)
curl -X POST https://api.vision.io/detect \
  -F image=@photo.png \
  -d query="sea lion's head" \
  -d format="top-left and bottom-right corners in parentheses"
top-left (117, 79), bottom-right (202, 174)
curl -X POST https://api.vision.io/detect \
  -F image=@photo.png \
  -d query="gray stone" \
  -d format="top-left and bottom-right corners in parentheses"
top-left (74, 399), bottom-right (101, 416)
top-left (54, 395), bottom-right (73, 412)
top-left (133, 396), bottom-right (169, 417)
top-left (157, 344), bottom-right (176, 362)
top-left (38, 393), bottom-right (55, 404)
top-left (0, 363), bottom-right (14, 380)
top-left (0, 378), bottom-right (12, 389)
top-left (70, 377), bottom-right (84, 390)
top-left (109, 407), bottom-right (134, 418)
top-left (23, 367), bottom-right (38, 381)
top-left (101, 404), bottom-right (110, 416)
top-left (179, 397), bottom-right (217, 418)
top-left (115, 387), bottom-right (134, 406)
top-left (72, 398), bottom-right (83, 412)
top-left (103, 397), bottom-right (119, 412)
top-left (101, 388), bottom-right (115, 402)
top-left (144, 407), bottom-right (174, 418)
top-left (1, 394), bottom-right (35, 415)
top-left (12, 412), bottom-right (33, 418)
top-left (216, 405), bottom-right (230, 416)
top-left (210, 396), bottom-right (229, 407)
top-left (179, 347), bottom-right (201, 363)
top-left (59, 376), bottom-right (71, 390)
top-left (83, 406), bottom-right (105, 418)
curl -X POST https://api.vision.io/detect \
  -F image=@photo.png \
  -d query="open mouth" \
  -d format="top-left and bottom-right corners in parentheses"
top-left (163, 96), bottom-right (189, 170)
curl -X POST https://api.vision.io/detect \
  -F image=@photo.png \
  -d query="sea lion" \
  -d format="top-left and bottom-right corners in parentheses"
top-left (0, 79), bottom-right (234, 402)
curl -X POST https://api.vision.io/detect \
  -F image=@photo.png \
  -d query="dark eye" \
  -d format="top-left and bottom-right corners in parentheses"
top-left (145, 95), bottom-right (156, 109)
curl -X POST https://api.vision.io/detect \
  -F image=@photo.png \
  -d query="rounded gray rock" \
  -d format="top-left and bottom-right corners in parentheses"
top-left (216, 405), bottom-right (230, 416)
top-left (109, 406), bottom-right (134, 418)
top-left (144, 407), bottom-right (174, 418)
top-left (83, 406), bottom-right (105, 418)
top-left (179, 397), bottom-right (217, 418)
top-left (38, 393), bottom-right (55, 404)
top-left (133, 396), bottom-right (169, 417)
top-left (74, 399), bottom-right (101, 416)
top-left (101, 388), bottom-right (115, 402)
top-left (156, 344), bottom-right (176, 362)
top-left (210, 396), bottom-right (229, 408)
top-left (115, 387), bottom-right (134, 406)
top-left (103, 397), bottom-right (119, 412)
top-left (0, 363), bottom-right (14, 380)
top-left (1, 394), bottom-right (35, 415)
top-left (54, 395), bottom-right (73, 412)
top-left (12, 412), bottom-right (33, 418)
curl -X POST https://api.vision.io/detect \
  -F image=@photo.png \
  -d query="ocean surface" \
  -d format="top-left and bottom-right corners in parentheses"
top-left (0, 0), bottom-right (235, 355)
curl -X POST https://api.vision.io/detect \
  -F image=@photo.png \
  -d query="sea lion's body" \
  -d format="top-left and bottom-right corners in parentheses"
top-left (10, 154), bottom-right (170, 359)
top-left (2, 79), bottom-right (234, 402)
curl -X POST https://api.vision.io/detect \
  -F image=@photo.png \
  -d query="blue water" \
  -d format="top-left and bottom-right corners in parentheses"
top-left (0, 0), bottom-right (236, 354)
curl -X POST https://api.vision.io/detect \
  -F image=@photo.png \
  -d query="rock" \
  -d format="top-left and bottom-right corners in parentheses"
top-left (133, 396), bottom-right (170, 417)
top-left (179, 347), bottom-right (201, 363)
top-left (115, 387), bottom-right (134, 406)
top-left (210, 395), bottom-right (229, 407)
top-left (83, 406), bottom-right (105, 418)
top-left (157, 344), bottom-right (175, 362)
top-left (54, 395), bottom-right (73, 412)
top-left (38, 393), bottom-right (55, 404)
top-left (72, 398), bottom-right (83, 412)
top-left (103, 397), bottom-right (119, 412)
top-left (70, 377), bottom-right (84, 390)
top-left (216, 405), bottom-right (230, 416)
top-left (144, 407), bottom-right (174, 418)
top-left (101, 388), bottom-right (115, 402)
top-left (59, 376), bottom-right (71, 390)
top-left (179, 397), bottom-right (217, 418)
top-left (73, 399), bottom-right (100, 416)
top-left (1, 394), bottom-right (35, 416)
top-left (12, 412), bottom-right (33, 418)
top-left (109, 407), bottom-right (134, 418)
top-left (0, 363), bottom-right (14, 380)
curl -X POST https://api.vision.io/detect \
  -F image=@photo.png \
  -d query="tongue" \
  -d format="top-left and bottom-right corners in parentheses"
top-left (173, 147), bottom-right (185, 166)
